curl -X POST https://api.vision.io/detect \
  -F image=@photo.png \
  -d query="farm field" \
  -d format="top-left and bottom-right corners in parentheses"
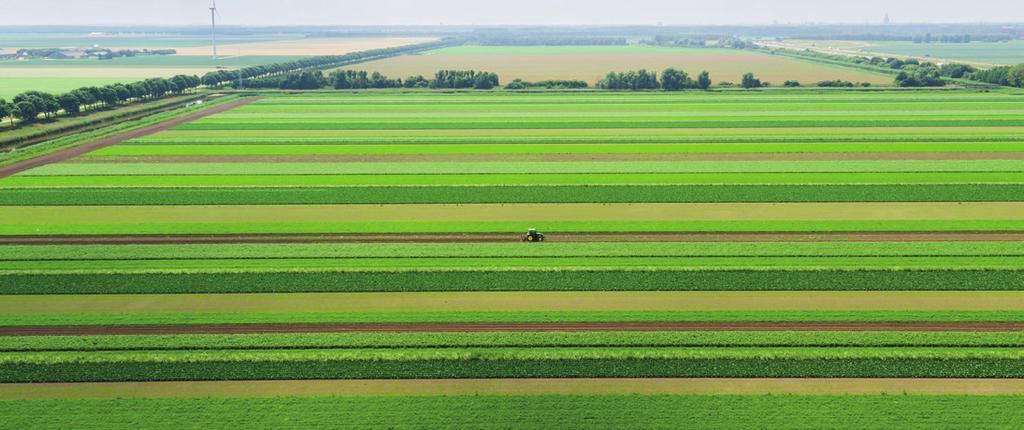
top-left (0, 35), bottom-right (430, 97)
top-left (771, 39), bottom-right (1024, 66)
top-left (349, 45), bottom-right (894, 85)
top-left (4, 89), bottom-right (1024, 427)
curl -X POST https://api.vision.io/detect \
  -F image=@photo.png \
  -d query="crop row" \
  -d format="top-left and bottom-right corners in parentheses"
top-left (13, 172), bottom-right (1024, 187)
top-left (7, 395), bottom-right (1022, 429)
top-left (5, 347), bottom-right (1024, 382)
top-left (4, 269), bottom-right (1024, 294)
top-left (5, 241), bottom-right (1021, 260)
top-left (6, 256), bottom-right (1024, 275)
top-left (26, 160), bottom-right (1024, 175)
top-left (3, 184), bottom-right (1023, 205)
top-left (5, 310), bottom-right (1023, 327)
top-left (8, 331), bottom-right (1024, 352)
top-left (127, 133), bottom-right (1024, 146)
top-left (172, 119), bottom-right (1024, 131)
top-left (5, 220), bottom-right (1024, 236)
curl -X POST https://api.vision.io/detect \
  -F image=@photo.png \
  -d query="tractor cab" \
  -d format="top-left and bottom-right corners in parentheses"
top-left (522, 228), bottom-right (546, 243)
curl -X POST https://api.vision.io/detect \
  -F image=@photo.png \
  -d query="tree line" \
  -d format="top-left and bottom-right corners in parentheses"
top-left (477, 36), bottom-right (627, 46)
top-left (506, 79), bottom-right (589, 90)
top-left (968, 65), bottom-right (1024, 88)
top-left (244, 69), bottom-right (501, 91)
top-left (597, 69), bottom-right (712, 91)
top-left (201, 39), bottom-right (453, 88)
top-left (0, 75), bottom-right (201, 125)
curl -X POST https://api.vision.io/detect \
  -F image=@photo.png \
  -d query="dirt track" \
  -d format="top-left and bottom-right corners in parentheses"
top-left (0, 97), bottom-right (260, 179)
top-left (6, 322), bottom-right (1024, 336)
top-left (3, 231), bottom-right (1024, 245)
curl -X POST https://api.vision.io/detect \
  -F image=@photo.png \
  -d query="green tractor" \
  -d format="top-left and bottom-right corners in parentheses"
top-left (521, 228), bottom-right (546, 243)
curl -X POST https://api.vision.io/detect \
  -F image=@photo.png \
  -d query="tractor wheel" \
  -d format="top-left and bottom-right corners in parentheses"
top-left (539, 236), bottom-right (545, 242)
top-left (527, 236), bottom-right (534, 242)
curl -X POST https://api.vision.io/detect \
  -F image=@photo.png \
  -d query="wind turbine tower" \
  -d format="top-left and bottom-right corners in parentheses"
top-left (210, 0), bottom-right (219, 60)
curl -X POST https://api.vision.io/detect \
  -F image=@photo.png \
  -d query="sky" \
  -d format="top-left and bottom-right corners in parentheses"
top-left (0, 0), bottom-right (1022, 26)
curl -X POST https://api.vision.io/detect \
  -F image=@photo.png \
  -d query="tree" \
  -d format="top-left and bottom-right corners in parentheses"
top-left (0, 99), bottom-right (9, 125)
top-left (660, 68), bottom-right (691, 91)
top-left (473, 72), bottom-right (499, 90)
top-left (1008, 64), bottom-right (1024, 88)
top-left (894, 66), bottom-right (946, 87)
top-left (505, 79), bottom-right (528, 90)
top-left (784, 80), bottom-right (801, 87)
top-left (57, 93), bottom-right (82, 115)
top-left (741, 73), bottom-right (764, 89)
top-left (98, 87), bottom-right (119, 107)
top-left (697, 71), bottom-right (712, 90)
top-left (403, 75), bottom-right (429, 88)
top-left (13, 100), bottom-right (38, 123)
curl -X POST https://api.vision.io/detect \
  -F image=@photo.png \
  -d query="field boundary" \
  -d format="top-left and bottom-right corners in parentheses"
top-left (0, 97), bottom-right (260, 179)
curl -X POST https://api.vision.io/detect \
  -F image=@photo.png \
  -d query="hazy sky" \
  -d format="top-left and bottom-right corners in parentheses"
top-left (1, 0), bottom-right (1022, 26)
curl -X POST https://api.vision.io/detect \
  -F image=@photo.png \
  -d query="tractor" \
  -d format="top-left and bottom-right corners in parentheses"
top-left (521, 228), bottom-right (546, 243)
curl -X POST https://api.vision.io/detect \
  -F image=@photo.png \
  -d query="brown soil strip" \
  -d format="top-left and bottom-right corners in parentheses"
top-left (3, 231), bottom-right (1024, 245)
top-left (5, 378), bottom-right (1024, 400)
top-left (72, 151), bottom-right (1024, 164)
top-left (0, 97), bottom-right (260, 179)
top-left (5, 322), bottom-right (1024, 336)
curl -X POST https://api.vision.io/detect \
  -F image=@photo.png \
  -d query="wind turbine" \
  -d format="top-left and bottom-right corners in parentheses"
top-left (210, 0), bottom-right (220, 60)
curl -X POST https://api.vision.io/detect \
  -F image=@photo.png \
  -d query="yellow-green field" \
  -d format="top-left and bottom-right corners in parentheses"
top-left (350, 45), bottom-right (893, 85)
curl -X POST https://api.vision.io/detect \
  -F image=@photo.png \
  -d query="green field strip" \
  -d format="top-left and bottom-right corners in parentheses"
top-left (84, 143), bottom-right (1024, 157)
top-left (170, 118), bottom-right (1024, 131)
top-left (23, 161), bottom-right (1024, 176)
top-left (5, 256), bottom-right (1024, 272)
top-left (136, 126), bottom-right (1024, 144)
top-left (3, 203), bottom-right (1024, 236)
top-left (10, 332), bottom-right (1024, 352)
top-left (5, 242), bottom-right (1022, 260)
top-left (3, 292), bottom-right (1022, 315)
top-left (3, 395), bottom-right (1023, 429)
top-left (7, 220), bottom-right (1024, 236)
top-left (11, 172), bottom-right (1024, 187)
top-left (5, 311), bottom-right (1024, 327)
top-left (8, 347), bottom-right (1024, 382)
top-left (10, 379), bottom-right (1024, 400)
top-left (3, 184), bottom-right (1023, 205)
top-left (6, 269), bottom-right (1024, 294)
